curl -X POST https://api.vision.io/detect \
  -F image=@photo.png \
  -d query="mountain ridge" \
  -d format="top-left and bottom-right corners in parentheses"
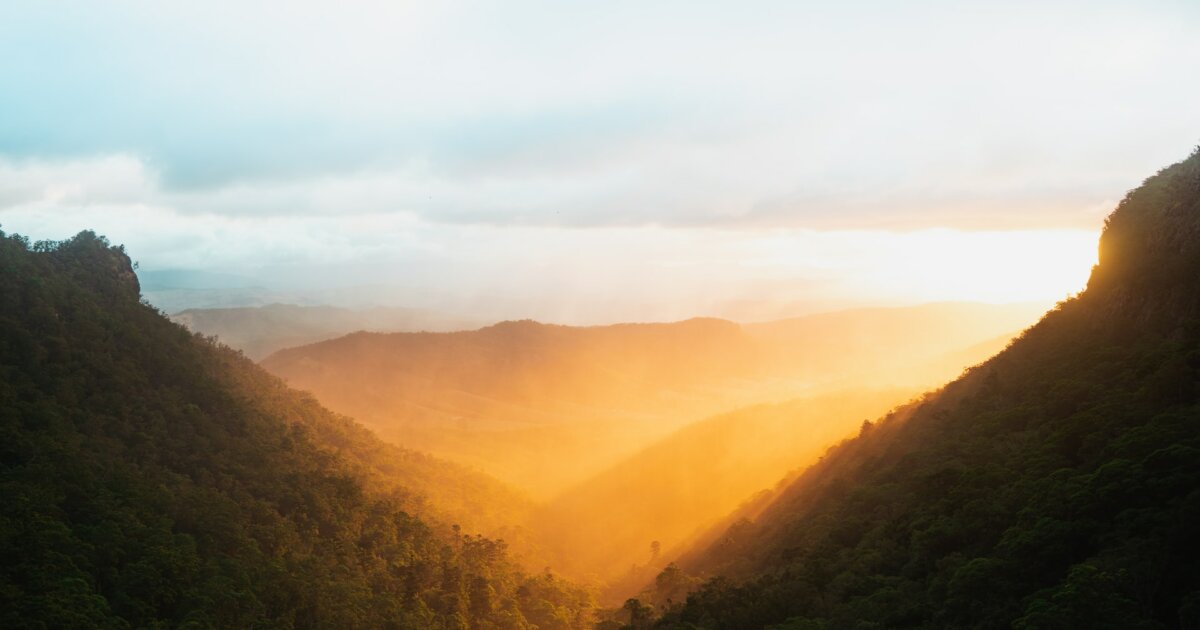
top-left (0, 229), bottom-right (592, 628)
top-left (260, 303), bottom-right (1042, 497)
top-left (643, 148), bottom-right (1200, 628)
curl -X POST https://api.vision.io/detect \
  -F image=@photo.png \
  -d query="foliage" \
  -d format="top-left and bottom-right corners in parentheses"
top-left (642, 149), bottom-right (1200, 628)
top-left (0, 230), bottom-right (592, 628)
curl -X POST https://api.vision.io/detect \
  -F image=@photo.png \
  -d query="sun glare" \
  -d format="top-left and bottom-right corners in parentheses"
top-left (857, 228), bottom-right (1100, 305)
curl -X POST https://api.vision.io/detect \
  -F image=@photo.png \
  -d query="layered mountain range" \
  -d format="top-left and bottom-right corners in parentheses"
top-left (260, 304), bottom-right (1038, 497)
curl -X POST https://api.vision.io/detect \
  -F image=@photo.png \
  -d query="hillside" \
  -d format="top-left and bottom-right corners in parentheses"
top-left (0, 231), bottom-right (591, 628)
top-left (642, 151), bottom-right (1200, 628)
top-left (171, 303), bottom-right (483, 360)
top-left (539, 330), bottom-right (1021, 593)
top-left (260, 305), bottom-right (1039, 497)
top-left (536, 390), bottom-right (917, 591)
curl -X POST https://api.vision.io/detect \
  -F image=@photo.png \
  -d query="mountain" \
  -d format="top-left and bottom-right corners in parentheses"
top-left (642, 151), bottom-right (1200, 628)
top-left (172, 303), bottom-right (484, 360)
top-left (538, 328), bottom-right (1023, 593)
top-left (0, 231), bottom-right (592, 628)
top-left (260, 305), bottom-right (1040, 497)
top-left (535, 390), bottom-right (918, 592)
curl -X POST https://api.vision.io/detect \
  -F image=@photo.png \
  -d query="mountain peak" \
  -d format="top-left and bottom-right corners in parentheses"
top-left (1087, 147), bottom-right (1200, 318)
top-left (53, 230), bottom-right (142, 301)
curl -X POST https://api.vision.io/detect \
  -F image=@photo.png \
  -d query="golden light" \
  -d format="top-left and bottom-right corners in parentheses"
top-left (756, 228), bottom-right (1101, 307)
top-left (862, 228), bottom-right (1101, 304)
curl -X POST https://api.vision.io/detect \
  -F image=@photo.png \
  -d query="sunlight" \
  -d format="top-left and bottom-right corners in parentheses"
top-left (760, 228), bottom-right (1101, 306)
top-left (4, 1), bottom-right (1198, 625)
top-left (871, 228), bottom-right (1101, 304)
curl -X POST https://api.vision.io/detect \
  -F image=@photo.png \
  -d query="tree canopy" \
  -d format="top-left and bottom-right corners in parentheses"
top-left (0, 229), bottom-right (593, 629)
top-left (643, 150), bottom-right (1200, 629)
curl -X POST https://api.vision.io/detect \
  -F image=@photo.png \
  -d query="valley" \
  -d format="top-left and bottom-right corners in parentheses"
top-left (4, 150), bottom-right (1199, 628)
top-left (256, 304), bottom-right (1040, 499)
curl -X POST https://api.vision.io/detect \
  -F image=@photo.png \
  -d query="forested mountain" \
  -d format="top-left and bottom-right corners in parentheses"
top-left (171, 303), bottom-right (483, 360)
top-left (638, 151), bottom-right (1200, 628)
top-left (260, 305), bottom-right (1038, 497)
top-left (0, 231), bottom-right (592, 628)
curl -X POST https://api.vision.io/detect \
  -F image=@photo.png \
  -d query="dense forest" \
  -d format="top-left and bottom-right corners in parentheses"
top-left (0, 231), bottom-right (592, 628)
top-left (625, 151), bottom-right (1200, 628)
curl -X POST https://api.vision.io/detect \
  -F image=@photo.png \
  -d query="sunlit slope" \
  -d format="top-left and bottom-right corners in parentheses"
top-left (171, 303), bottom-right (482, 360)
top-left (535, 390), bottom-right (917, 588)
top-left (261, 318), bottom-right (763, 495)
top-left (0, 231), bottom-right (590, 628)
top-left (653, 151), bottom-right (1200, 628)
top-left (583, 335), bottom-right (1021, 601)
top-left (261, 306), bottom-right (1041, 497)
top-left (540, 326), bottom-right (1029, 591)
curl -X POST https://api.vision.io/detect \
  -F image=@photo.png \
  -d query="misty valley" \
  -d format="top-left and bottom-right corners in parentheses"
top-left (4, 3), bottom-right (1200, 627)
top-left (1, 150), bottom-right (1199, 628)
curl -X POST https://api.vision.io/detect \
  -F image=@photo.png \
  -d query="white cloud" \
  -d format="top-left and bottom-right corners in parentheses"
top-left (1, 1), bottom-right (1188, 319)
top-left (1, 1), bottom-right (1197, 229)
top-left (0, 154), bottom-right (1100, 323)
top-left (0, 155), bottom-right (156, 208)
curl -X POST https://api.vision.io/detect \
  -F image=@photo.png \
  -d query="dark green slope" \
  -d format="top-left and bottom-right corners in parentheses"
top-left (649, 150), bottom-right (1200, 629)
top-left (0, 231), bottom-right (589, 629)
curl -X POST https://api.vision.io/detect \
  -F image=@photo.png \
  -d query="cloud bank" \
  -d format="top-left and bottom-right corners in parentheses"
top-left (0, 1), bottom-right (1193, 319)
top-left (2, 1), bottom-right (1198, 229)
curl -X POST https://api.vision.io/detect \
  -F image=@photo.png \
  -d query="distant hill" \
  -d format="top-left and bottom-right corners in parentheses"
top-left (135, 268), bottom-right (298, 314)
top-left (0, 231), bottom-right (591, 628)
top-left (172, 303), bottom-right (484, 360)
top-left (137, 268), bottom-right (260, 291)
top-left (644, 151), bottom-right (1200, 628)
top-left (260, 304), bottom-right (1042, 498)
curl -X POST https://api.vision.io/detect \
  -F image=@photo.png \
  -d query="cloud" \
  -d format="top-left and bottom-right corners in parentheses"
top-left (0, 153), bottom-right (1101, 325)
top-left (0, 1), bottom-right (1188, 320)
top-left (0, 155), bottom-right (156, 209)
top-left (1, 1), bottom-right (1198, 230)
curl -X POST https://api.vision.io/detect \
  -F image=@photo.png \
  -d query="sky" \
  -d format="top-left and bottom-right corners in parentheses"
top-left (2, 0), bottom-right (1199, 322)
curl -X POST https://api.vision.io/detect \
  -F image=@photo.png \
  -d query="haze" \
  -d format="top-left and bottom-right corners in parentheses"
top-left (4, 2), bottom-right (1200, 626)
